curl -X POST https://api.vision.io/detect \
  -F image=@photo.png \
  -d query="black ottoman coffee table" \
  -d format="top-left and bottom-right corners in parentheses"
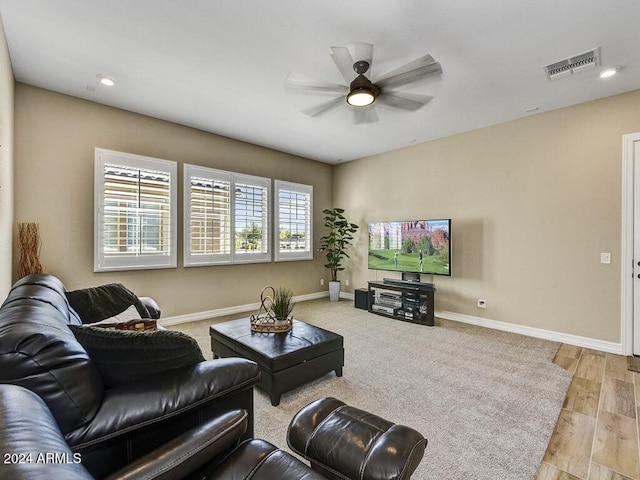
top-left (210, 318), bottom-right (344, 406)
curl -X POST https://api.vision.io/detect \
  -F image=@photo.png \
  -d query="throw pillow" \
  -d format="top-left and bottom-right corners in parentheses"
top-left (84, 304), bottom-right (156, 331)
top-left (69, 325), bottom-right (205, 388)
top-left (86, 304), bottom-right (141, 325)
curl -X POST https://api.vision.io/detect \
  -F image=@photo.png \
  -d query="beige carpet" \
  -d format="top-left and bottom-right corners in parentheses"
top-left (171, 298), bottom-right (572, 480)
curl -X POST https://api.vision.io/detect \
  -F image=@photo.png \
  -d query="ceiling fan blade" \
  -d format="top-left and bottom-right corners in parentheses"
top-left (285, 72), bottom-right (348, 96)
top-left (302, 96), bottom-right (345, 117)
top-left (330, 46), bottom-right (356, 84)
top-left (353, 105), bottom-right (379, 125)
top-left (379, 54), bottom-right (435, 78)
top-left (376, 54), bottom-right (443, 89)
top-left (377, 91), bottom-right (434, 111)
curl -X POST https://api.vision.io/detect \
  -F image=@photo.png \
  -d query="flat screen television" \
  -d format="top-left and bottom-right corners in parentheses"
top-left (368, 219), bottom-right (451, 276)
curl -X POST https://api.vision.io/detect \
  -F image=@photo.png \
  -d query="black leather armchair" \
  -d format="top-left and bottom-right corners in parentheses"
top-left (0, 384), bottom-right (255, 480)
top-left (0, 385), bottom-right (427, 480)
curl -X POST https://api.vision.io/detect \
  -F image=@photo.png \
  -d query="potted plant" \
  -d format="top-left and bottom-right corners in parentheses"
top-left (271, 287), bottom-right (295, 322)
top-left (319, 208), bottom-right (359, 302)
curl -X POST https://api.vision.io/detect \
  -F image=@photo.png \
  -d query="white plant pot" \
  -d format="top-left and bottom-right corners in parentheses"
top-left (328, 281), bottom-right (341, 302)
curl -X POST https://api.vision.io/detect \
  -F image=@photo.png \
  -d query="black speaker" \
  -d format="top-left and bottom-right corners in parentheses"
top-left (354, 288), bottom-right (372, 310)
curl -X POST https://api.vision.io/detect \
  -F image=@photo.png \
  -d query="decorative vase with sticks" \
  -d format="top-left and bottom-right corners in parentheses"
top-left (17, 222), bottom-right (43, 278)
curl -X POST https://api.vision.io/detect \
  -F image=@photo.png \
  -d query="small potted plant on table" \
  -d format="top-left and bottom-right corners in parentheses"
top-left (250, 286), bottom-right (295, 333)
top-left (319, 208), bottom-right (359, 302)
top-left (271, 287), bottom-right (295, 323)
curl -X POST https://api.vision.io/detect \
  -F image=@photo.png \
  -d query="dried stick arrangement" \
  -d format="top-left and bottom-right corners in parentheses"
top-left (17, 222), bottom-right (43, 278)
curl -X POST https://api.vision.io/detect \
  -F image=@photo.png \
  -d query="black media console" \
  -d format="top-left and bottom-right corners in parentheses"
top-left (367, 278), bottom-right (435, 326)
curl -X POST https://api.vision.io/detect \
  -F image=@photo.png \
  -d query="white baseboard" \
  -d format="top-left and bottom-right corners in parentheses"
top-left (162, 295), bottom-right (621, 355)
top-left (340, 291), bottom-right (354, 300)
top-left (160, 291), bottom-right (329, 327)
top-left (437, 310), bottom-right (623, 355)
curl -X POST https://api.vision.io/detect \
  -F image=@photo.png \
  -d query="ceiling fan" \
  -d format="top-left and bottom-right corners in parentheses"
top-left (285, 43), bottom-right (443, 124)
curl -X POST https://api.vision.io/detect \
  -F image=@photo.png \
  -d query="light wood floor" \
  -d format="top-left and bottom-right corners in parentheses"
top-left (537, 345), bottom-right (640, 480)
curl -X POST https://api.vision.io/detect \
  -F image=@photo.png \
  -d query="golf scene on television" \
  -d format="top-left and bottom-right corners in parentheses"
top-left (368, 219), bottom-right (450, 275)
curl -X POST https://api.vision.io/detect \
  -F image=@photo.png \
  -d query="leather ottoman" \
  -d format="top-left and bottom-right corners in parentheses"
top-left (288, 397), bottom-right (428, 480)
top-left (215, 397), bottom-right (427, 480)
top-left (210, 318), bottom-right (344, 406)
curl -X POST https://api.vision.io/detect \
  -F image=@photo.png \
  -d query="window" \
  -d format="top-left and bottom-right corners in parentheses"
top-left (94, 149), bottom-right (177, 272)
top-left (274, 180), bottom-right (313, 261)
top-left (184, 164), bottom-right (270, 266)
top-left (186, 168), bottom-right (232, 264)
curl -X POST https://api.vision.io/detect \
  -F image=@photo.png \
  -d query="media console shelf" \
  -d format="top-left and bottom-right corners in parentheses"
top-left (367, 280), bottom-right (435, 326)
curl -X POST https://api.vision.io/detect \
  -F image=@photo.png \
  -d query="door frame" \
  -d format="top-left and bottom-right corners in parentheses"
top-left (621, 132), bottom-right (640, 355)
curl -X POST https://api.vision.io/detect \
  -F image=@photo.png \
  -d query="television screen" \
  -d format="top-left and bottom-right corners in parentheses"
top-left (368, 219), bottom-right (451, 276)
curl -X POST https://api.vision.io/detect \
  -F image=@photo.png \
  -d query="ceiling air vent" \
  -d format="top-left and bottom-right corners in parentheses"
top-left (544, 48), bottom-right (600, 80)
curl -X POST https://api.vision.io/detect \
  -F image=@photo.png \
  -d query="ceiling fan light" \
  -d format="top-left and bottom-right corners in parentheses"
top-left (347, 88), bottom-right (375, 107)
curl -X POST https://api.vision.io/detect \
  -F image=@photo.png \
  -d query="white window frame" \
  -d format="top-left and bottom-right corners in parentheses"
top-left (184, 164), bottom-right (271, 266)
top-left (94, 148), bottom-right (177, 272)
top-left (274, 180), bottom-right (313, 262)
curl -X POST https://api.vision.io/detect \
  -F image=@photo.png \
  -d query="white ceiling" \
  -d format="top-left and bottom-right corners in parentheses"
top-left (1, 0), bottom-right (639, 164)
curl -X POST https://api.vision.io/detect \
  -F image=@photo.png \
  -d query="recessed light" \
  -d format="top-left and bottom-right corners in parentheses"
top-left (599, 66), bottom-right (619, 79)
top-left (97, 74), bottom-right (116, 86)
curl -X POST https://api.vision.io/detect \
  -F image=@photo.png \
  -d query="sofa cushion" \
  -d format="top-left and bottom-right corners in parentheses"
top-left (69, 325), bottom-right (205, 388)
top-left (66, 283), bottom-right (150, 323)
top-left (0, 275), bottom-right (104, 434)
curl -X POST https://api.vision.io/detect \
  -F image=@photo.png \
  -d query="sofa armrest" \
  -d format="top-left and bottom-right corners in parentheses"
top-left (66, 358), bottom-right (261, 449)
top-left (66, 357), bottom-right (260, 478)
top-left (139, 297), bottom-right (161, 319)
top-left (104, 409), bottom-right (248, 480)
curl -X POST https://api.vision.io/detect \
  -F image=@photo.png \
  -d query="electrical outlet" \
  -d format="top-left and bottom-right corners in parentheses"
top-left (477, 299), bottom-right (487, 308)
top-left (320, 279), bottom-right (324, 286)
top-left (600, 252), bottom-right (611, 264)
top-left (345, 279), bottom-right (349, 287)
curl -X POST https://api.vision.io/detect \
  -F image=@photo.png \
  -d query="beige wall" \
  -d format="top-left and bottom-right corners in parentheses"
top-left (0, 16), bottom-right (14, 299)
top-left (12, 80), bottom-right (640, 344)
top-left (14, 84), bottom-right (333, 316)
top-left (335, 90), bottom-right (640, 344)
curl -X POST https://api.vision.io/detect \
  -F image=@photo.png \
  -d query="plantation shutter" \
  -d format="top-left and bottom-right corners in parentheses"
top-left (95, 149), bottom-right (177, 272)
top-left (184, 165), bottom-right (233, 265)
top-left (184, 166), bottom-right (270, 265)
top-left (234, 174), bottom-right (270, 263)
top-left (274, 180), bottom-right (313, 261)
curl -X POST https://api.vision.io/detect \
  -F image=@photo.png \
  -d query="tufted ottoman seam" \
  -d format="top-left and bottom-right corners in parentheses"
top-left (246, 449), bottom-right (280, 479)
top-left (304, 403), bottom-right (345, 455)
top-left (398, 439), bottom-right (427, 479)
top-left (358, 429), bottom-right (384, 480)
